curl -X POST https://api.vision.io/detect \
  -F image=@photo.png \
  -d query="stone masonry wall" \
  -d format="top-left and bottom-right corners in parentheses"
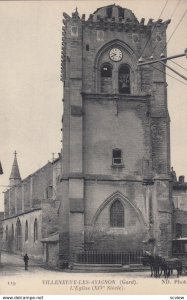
top-left (84, 181), bottom-right (148, 251)
top-left (41, 200), bottom-right (59, 238)
top-left (83, 98), bottom-right (151, 177)
top-left (174, 210), bottom-right (187, 237)
top-left (2, 209), bottom-right (43, 261)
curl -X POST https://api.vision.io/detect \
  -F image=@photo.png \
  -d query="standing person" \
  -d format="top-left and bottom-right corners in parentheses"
top-left (23, 253), bottom-right (29, 271)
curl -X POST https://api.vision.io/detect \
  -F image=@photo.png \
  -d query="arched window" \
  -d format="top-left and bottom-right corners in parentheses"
top-left (11, 224), bottom-right (14, 240)
top-left (100, 63), bottom-right (113, 93)
top-left (5, 225), bottom-right (8, 241)
top-left (25, 220), bottom-right (28, 241)
top-left (16, 219), bottom-right (22, 251)
top-left (34, 218), bottom-right (38, 242)
top-left (110, 200), bottom-right (124, 227)
top-left (118, 64), bottom-right (130, 94)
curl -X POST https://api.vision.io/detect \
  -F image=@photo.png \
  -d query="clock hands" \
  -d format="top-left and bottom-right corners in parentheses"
top-left (110, 53), bottom-right (116, 58)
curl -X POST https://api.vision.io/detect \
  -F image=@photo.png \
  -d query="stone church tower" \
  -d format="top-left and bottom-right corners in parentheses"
top-left (59, 4), bottom-right (172, 266)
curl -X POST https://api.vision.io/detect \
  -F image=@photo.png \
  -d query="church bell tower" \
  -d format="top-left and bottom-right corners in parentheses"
top-left (59, 4), bottom-right (172, 267)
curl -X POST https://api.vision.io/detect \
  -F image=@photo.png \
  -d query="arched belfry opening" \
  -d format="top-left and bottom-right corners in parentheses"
top-left (118, 64), bottom-right (130, 94)
top-left (95, 40), bottom-right (137, 94)
top-left (100, 63), bottom-right (113, 93)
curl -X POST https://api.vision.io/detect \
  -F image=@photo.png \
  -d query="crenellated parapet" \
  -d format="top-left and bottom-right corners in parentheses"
top-left (60, 5), bottom-right (170, 82)
top-left (61, 5), bottom-right (170, 32)
top-left (85, 16), bottom-right (170, 32)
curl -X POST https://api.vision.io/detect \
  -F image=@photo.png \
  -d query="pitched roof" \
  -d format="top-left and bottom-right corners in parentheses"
top-left (40, 232), bottom-right (59, 243)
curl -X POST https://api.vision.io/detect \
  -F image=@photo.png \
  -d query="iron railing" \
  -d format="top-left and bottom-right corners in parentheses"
top-left (76, 250), bottom-right (143, 265)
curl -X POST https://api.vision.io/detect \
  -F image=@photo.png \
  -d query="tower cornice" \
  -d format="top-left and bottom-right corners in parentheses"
top-left (82, 93), bottom-right (151, 102)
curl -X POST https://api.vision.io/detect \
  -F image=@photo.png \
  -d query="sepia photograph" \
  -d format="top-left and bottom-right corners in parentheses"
top-left (0, 0), bottom-right (187, 297)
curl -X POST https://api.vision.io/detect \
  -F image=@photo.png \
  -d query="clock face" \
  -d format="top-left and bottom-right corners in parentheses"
top-left (109, 48), bottom-right (123, 62)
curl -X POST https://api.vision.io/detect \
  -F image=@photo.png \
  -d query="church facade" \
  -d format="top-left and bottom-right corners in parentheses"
top-left (1, 4), bottom-right (187, 269)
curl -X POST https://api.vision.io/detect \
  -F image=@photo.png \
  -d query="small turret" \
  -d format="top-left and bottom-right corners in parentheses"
top-left (9, 151), bottom-right (21, 187)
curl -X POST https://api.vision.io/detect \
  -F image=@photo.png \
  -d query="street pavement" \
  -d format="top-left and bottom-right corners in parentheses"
top-left (0, 251), bottom-right (51, 276)
top-left (0, 251), bottom-right (151, 277)
top-left (1, 252), bottom-right (187, 295)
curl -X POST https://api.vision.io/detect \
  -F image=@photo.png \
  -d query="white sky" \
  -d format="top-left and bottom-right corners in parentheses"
top-left (0, 0), bottom-right (187, 211)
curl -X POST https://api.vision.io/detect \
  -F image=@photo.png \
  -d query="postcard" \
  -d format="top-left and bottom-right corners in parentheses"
top-left (0, 0), bottom-right (187, 297)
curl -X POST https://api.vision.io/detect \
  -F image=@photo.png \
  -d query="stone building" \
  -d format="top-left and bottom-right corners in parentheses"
top-left (59, 4), bottom-right (187, 267)
top-left (1, 4), bottom-right (187, 269)
top-left (1, 152), bottom-right (61, 267)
